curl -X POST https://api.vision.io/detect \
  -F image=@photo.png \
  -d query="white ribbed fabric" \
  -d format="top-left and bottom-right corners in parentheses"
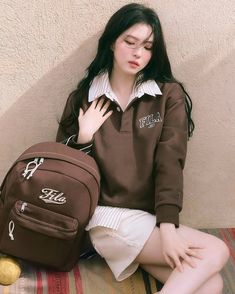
top-left (88, 71), bottom-right (162, 106)
top-left (85, 206), bottom-right (134, 231)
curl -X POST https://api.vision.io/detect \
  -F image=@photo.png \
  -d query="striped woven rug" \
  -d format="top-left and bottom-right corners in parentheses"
top-left (0, 228), bottom-right (234, 294)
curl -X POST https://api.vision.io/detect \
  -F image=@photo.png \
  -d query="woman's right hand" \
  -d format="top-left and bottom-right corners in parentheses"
top-left (77, 98), bottom-right (113, 144)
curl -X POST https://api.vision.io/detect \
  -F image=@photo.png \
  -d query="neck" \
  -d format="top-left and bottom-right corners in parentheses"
top-left (109, 69), bottom-right (136, 100)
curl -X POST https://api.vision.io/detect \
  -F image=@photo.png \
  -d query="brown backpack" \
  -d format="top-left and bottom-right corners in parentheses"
top-left (0, 142), bottom-right (100, 271)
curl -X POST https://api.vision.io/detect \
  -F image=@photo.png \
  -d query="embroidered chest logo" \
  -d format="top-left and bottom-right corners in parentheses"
top-left (139, 112), bottom-right (162, 128)
top-left (39, 188), bottom-right (67, 205)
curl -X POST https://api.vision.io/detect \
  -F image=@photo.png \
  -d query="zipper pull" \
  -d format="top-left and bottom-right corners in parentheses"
top-left (22, 157), bottom-right (44, 180)
top-left (8, 220), bottom-right (15, 241)
top-left (20, 202), bottom-right (28, 213)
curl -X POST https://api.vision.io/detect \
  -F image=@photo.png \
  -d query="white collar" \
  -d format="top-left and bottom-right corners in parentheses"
top-left (88, 72), bottom-right (162, 103)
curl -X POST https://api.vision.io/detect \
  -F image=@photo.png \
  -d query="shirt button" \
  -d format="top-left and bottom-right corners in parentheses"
top-left (116, 107), bottom-right (121, 112)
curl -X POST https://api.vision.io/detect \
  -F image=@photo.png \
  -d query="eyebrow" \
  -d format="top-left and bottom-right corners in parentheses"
top-left (124, 34), bottom-right (153, 44)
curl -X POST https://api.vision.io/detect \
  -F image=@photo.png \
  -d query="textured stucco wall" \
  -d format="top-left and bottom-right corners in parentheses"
top-left (0, 0), bottom-right (234, 228)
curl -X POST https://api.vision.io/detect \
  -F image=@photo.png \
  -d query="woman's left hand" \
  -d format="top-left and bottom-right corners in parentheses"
top-left (159, 223), bottom-right (204, 272)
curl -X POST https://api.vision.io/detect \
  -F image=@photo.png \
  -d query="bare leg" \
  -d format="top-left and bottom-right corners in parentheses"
top-left (135, 224), bottom-right (230, 294)
top-left (142, 264), bottom-right (224, 294)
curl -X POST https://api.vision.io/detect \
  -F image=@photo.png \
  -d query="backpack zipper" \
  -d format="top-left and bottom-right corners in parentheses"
top-left (20, 202), bottom-right (28, 213)
top-left (22, 157), bottom-right (44, 180)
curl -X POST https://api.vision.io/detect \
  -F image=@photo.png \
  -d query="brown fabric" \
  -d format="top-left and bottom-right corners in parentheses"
top-left (56, 82), bottom-right (188, 227)
top-left (0, 142), bottom-right (100, 271)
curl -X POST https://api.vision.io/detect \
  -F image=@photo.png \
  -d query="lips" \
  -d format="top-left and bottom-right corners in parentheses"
top-left (128, 61), bottom-right (140, 67)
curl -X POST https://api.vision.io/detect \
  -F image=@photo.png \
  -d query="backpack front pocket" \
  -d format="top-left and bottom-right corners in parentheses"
top-left (0, 200), bottom-right (78, 269)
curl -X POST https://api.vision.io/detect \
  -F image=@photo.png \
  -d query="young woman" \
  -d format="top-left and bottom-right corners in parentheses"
top-left (56, 3), bottom-right (230, 293)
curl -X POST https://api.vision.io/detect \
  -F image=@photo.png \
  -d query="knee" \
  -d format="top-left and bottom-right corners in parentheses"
top-left (207, 238), bottom-right (230, 271)
top-left (215, 239), bottom-right (230, 268)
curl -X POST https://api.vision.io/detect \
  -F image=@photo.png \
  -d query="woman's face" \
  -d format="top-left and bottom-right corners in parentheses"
top-left (112, 23), bottom-right (153, 77)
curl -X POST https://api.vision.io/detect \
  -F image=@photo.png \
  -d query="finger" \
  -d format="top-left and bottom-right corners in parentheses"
top-left (88, 98), bottom-right (101, 110)
top-left (188, 243), bottom-right (205, 249)
top-left (181, 253), bottom-right (197, 268)
top-left (100, 100), bottom-right (111, 113)
top-left (164, 254), bottom-right (175, 270)
top-left (96, 98), bottom-right (106, 110)
top-left (102, 110), bottom-right (113, 120)
top-left (185, 248), bottom-right (203, 260)
top-left (173, 256), bottom-right (184, 272)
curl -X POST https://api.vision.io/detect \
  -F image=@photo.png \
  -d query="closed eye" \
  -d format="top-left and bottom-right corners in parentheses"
top-left (124, 39), bottom-right (153, 51)
top-left (144, 46), bottom-right (152, 51)
top-left (125, 40), bottom-right (135, 46)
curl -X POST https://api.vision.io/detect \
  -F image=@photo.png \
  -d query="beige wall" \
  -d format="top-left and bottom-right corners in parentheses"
top-left (0, 0), bottom-right (234, 228)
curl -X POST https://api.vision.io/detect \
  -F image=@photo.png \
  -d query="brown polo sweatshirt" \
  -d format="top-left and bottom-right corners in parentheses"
top-left (56, 82), bottom-right (188, 227)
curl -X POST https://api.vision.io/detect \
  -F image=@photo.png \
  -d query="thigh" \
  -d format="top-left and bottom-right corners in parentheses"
top-left (135, 224), bottom-right (227, 266)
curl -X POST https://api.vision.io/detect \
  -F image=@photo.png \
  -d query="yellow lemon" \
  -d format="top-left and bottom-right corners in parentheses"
top-left (0, 257), bottom-right (21, 285)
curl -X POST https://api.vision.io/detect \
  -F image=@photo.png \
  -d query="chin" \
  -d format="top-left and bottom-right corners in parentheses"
top-left (123, 68), bottom-right (141, 76)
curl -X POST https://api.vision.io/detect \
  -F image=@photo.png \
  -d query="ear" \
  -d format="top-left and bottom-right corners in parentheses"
top-left (110, 43), bottom-right (114, 51)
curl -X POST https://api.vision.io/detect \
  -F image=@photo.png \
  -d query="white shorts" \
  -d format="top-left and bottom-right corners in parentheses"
top-left (88, 208), bottom-right (156, 281)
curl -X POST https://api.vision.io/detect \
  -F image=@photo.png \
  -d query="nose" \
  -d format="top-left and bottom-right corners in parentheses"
top-left (132, 46), bottom-right (143, 58)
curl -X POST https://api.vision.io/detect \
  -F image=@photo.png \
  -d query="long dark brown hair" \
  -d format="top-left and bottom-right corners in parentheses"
top-left (60, 3), bottom-right (194, 137)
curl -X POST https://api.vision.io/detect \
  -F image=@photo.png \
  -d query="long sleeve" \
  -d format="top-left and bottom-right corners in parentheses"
top-left (154, 83), bottom-right (188, 228)
top-left (56, 94), bottom-right (78, 143)
top-left (56, 94), bottom-right (93, 154)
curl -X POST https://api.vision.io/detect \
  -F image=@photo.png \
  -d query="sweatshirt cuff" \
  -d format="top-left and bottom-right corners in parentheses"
top-left (156, 205), bottom-right (180, 228)
top-left (62, 134), bottom-right (93, 154)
